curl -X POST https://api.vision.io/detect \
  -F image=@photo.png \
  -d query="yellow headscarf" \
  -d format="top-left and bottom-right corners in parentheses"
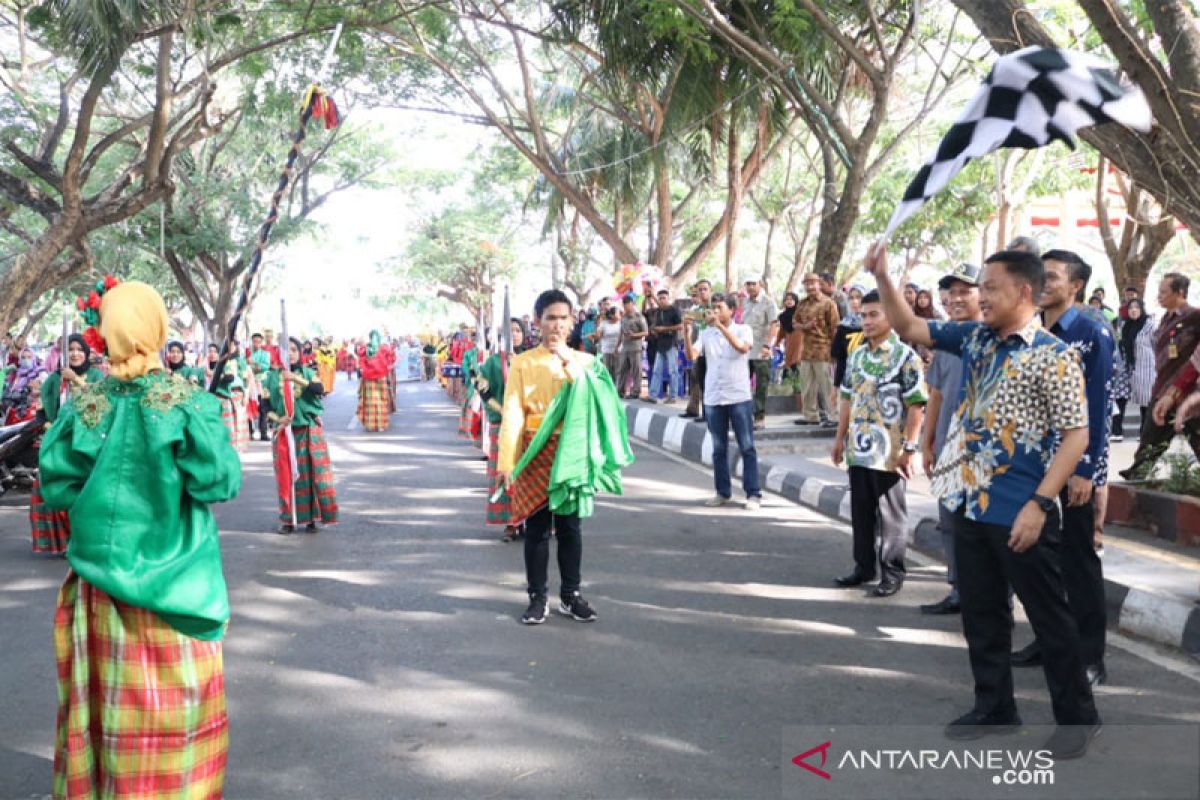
top-left (99, 281), bottom-right (168, 380)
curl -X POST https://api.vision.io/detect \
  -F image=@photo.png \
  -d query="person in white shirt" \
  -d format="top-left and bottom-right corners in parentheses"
top-left (683, 293), bottom-right (763, 511)
top-left (593, 307), bottom-right (622, 377)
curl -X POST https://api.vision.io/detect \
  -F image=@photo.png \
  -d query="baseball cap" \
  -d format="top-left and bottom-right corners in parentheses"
top-left (938, 262), bottom-right (980, 289)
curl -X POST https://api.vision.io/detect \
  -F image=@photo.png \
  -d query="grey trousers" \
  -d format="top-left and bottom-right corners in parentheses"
top-left (616, 350), bottom-right (642, 397)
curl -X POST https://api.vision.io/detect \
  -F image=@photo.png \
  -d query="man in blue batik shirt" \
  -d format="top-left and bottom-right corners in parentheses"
top-left (1010, 250), bottom-right (1113, 687)
top-left (865, 244), bottom-right (1100, 762)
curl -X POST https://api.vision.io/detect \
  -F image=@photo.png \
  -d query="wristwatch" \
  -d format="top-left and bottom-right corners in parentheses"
top-left (901, 440), bottom-right (919, 454)
top-left (1030, 493), bottom-right (1056, 513)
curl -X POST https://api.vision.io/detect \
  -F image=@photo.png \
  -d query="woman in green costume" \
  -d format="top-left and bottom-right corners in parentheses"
top-left (267, 337), bottom-right (340, 534)
top-left (39, 281), bottom-right (242, 796)
top-left (30, 333), bottom-right (104, 555)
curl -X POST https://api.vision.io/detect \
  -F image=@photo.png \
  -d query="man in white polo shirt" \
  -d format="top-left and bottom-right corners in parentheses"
top-left (683, 293), bottom-right (763, 511)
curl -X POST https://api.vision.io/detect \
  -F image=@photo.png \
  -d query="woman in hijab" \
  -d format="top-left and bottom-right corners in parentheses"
top-left (831, 285), bottom-right (866, 390)
top-left (356, 329), bottom-right (391, 432)
top-left (165, 339), bottom-right (203, 384)
top-left (267, 336), bottom-right (339, 534)
top-left (39, 281), bottom-right (241, 797)
top-left (206, 340), bottom-right (249, 451)
top-left (1125, 299), bottom-right (1157, 427)
top-left (477, 318), bottom-right (529, 542)
top-left (9, 345), bottom-right (42, 399)
top-left (31, 333), bottom-right (104, 555)
top-left (774, 291), bottom-right (805, 399)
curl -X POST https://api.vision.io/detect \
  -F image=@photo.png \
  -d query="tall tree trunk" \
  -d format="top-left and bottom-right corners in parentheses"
top-left (761, 218), bottom-right (777, 289)
top-left (724, 107), bottom-right (743, 293)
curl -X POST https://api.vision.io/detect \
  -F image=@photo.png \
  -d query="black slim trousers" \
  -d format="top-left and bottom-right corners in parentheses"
top-left (524, 506), bottom-right (582, 600)
top-left (953, 507), bottom-right (1099, 725)
top-left (848, 466), bottom-right (907, 584)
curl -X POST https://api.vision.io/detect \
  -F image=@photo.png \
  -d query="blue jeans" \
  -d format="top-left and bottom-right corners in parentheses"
top-left (649, 348), bottom-right (680, 398)
top-left (705, 400), bottom-right (761, 499)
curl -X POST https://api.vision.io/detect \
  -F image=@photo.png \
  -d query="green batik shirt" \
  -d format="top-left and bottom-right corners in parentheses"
top-left (38, 370), bottom-right (242, 640)
top-left (839, 332), bottom-right (927, 472)
top-left (266, 365), bottom-right (325, 428)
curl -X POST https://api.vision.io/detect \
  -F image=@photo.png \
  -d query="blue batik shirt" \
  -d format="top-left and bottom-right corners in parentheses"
top-left (928, 317), bottom-right (1088, 527)
top-left (1045, 305), bottom-right (1114, 486)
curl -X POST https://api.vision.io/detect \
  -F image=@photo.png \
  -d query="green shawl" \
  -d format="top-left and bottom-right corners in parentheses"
top-left (511, 358), bottom-right (634, 518)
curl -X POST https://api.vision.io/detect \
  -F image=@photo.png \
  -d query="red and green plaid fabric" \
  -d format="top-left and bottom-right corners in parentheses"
top-left (508, 432), bottom-right (558, 525)
top-left (31, 475), bottom-right (70, 555)
top-left (357, 378), bottom-right (390, 432)
top-left (458, 402), bottom-right (482, 445)
top-left (220, 393), bottom-right (248, 453)
top-left (486, 425), bottom-right (512, 526)
top-left (273, 425), bottom-right (339, 525)
top-left (54, 573), bottom-right (228, 799)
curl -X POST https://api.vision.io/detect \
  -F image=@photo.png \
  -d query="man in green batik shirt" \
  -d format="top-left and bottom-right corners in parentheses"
top-left (831, 290), bottom-right (926, 598)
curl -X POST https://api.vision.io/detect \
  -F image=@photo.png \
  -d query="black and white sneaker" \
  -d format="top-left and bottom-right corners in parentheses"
top-left (521, 595), bottom-right (549, 625)
top-left (558, 592), bottom-right (598, 622)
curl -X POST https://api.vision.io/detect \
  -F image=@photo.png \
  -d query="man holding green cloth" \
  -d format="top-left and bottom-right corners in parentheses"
top-left (497, 289), bottom-right (634, 626)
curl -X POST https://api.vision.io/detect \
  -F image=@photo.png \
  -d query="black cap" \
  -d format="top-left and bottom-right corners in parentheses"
top-left (938, 262), bottom-right (980, 289)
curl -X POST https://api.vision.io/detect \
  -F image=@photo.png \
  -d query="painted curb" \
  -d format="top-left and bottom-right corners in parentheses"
top-left (624, 402), bottom-right (1200, 658)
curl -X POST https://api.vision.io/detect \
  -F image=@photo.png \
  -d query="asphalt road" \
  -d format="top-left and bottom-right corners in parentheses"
top-left (2, 378), bottom-right (1199, 799)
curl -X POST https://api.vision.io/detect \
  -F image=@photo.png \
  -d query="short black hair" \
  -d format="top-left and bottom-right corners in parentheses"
top-left (534, 289), bottom-right (573, 320)
top-left (710, 292), bottom-right (732, 310)
top-left (1041, 249), bottom-right (1092, 301)
top-left (984, 249), bottom-right (1045, 298)
top-left (861, 290), bottom-right (882, 305)
top-left (819, 272), bottom-right (835, 283)
top-left (1163, 272), bottom-right (1191, 296)
top-left (251, 332), bottom-right (263, 340)
top-left (695, 279), bottom-right (712, 289)
top-left (656, 289), bottom-right (670, 297)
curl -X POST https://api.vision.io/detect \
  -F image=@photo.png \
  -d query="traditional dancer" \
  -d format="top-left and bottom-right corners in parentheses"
top-left (316, 338), bottom-right (337, 393)
top-left (357, 330), bottom-right (391, 432)
top-left (497, 290), bottom-right (633, 625)
top-left (207, 342), bottom-right (249, 452)
top-left (39, 281), bottom-right (242, 797)
top-left (268, 337), bottom-right (339, 534)
top-left (31, 333), bottom-right (103, 555)
top-left (479, 319), bottom-right (527, 542)
top-left (458, 331), bottom-right (484, 445)
top-left (165, 340), bottom-right (204, 385)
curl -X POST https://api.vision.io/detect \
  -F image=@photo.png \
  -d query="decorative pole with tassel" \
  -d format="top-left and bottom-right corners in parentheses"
top-left (208, 24), bottom-right (343, 393)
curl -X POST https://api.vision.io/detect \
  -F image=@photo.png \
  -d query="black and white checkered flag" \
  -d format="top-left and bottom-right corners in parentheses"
top-left (884, 46), bottom-right (1152, 238)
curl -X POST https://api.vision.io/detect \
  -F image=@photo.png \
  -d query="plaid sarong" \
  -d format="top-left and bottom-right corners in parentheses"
top-left (458, 401), bottom-right (482, 444)
top-left (486, 424), bottom-right (512, 525)
top-left (30, 475), bottom-right (70, 555)
top-left (508, 432), bottom-right (559, 525)
top-left (357, 378), bottom-right (390, 432)
top-left (220, 391), bottom-right (249, 453)
top-left (273, 425), bottom-right (339, 525)
top-left (54, 573), bottom-right (228, 799)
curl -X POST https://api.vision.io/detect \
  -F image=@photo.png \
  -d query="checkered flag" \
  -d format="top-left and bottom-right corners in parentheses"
top-left (884, 46), bottom-right (1152, 238)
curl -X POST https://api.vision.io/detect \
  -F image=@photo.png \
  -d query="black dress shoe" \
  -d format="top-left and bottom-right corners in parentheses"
top-left (868, 581), bottom-right (902, 597)
top-left (1085, 662), bottom-right (1107, 686)
top-left (920, 595), bottom-right (961, 615)
top-left (678, 411), bottom-right (698, 418)
top-left (835, 571), bottom-right (874, 588)
top-left (276, 524), bottom-right (295, 535)
top-left (944, 709), bottom-right (1023, 741)
top-left (1043, 722), bottom-right (1101, 760)
top-left (1010, 641), bottom-right (1043, 667)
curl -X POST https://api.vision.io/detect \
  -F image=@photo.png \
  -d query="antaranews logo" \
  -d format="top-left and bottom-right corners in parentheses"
top-left (791, 741), bottom-right (832, 780)
top-left (791, 741), bottom-right (1055, 787)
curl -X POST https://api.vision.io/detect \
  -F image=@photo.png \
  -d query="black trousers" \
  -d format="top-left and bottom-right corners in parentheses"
top-left (1125, 412), bottom-right (1200, 479)
top-left (524, 506), bottom-right (582, 599)
top-left (848, 466), bottom-right (907, 583)
top-left (1059, 490), bottom-right (1107, 665)
top-left (258, 397), bottom-right (273, 438)
top-left (953, 507), bottom-right (1099, 725)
